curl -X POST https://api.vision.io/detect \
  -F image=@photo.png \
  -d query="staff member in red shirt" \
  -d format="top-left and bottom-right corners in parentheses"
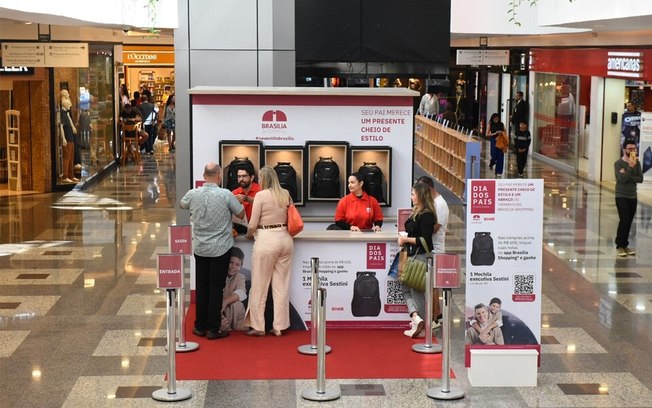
top-left (231, 168), bottom-right (261, 221)
top-left (332, 172), bottom-right (383, 231)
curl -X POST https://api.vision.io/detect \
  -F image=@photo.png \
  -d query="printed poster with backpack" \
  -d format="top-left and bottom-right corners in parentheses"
top-left (464, 179), bottom-right (543, 365)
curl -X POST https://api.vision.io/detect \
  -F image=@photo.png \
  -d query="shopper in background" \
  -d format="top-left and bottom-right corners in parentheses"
top-left (180, 162), bottom-right (245, 340)
top-left (514, 121), bottom-right (531, 177)
top-left (140, 95), bottom-right (158, 155)
top-left (163, 94), bottom-right (176, 151)
top-left (399, 182), bottom-right (437, 338)
top-left (614, 138), bottom-right (643, 257)
top-left (331, 172), bottom-right (383, 232)
top-left (130, 91), bottom-right (141, 107)
top-left (440, 102), bottom-right (458, 129)
top-left (244, 166), bottom-right (294, 337)
top-left (119, 85), bottom-right (130, 109)
top-left (418, 85), bottom-right (439, 118)
top-left (510, 91), bottom-right (528, 138)
top-left (486, 113), bottom-right (506, 177)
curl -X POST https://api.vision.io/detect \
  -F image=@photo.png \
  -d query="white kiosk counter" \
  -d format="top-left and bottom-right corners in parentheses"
top-left (233, 228), bottom-right (406, 329)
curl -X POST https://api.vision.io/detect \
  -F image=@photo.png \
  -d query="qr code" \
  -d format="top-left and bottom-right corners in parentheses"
top-left (514, 275), bottom-right (534, 294)
top-left (386, 280), bottom-right (405, 304)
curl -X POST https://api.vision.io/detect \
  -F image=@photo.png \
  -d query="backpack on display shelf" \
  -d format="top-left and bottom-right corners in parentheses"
top-left (358, 162), bottom-right (385, 203)
top-left (274, 162), bottom-right (299, 202)
top-left (311, 157), bottom-right (340, 198)
top-left (351, 271), bottom-right (381, 317)
top-left (226, 156), bottom-right (255, 191)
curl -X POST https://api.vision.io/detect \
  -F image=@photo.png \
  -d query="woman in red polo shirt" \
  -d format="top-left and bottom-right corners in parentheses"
top-left (332, 172), bottom-right (383, 231)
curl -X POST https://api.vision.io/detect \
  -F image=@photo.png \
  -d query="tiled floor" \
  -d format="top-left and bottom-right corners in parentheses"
top-left (1, 144), bottom-right (652, 407)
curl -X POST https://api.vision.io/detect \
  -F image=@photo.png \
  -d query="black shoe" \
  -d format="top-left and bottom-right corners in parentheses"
top-left (489, 161), bottom-right (495, 170)
top-left (207, 330), bottom-right (230, 340)
top-left (192, 328), bottom-right (206, 337)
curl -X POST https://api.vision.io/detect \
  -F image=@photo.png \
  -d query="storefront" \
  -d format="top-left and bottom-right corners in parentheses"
top-left (529, 48), bottom-right (652, 180)
top-left (122, 45), bottom-right (174, 107)
top-left (0, 42), bottom-right (116, 192)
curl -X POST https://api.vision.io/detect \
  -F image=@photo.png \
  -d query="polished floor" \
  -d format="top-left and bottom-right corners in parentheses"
top-left (1, 143), bottom-right (652, 407)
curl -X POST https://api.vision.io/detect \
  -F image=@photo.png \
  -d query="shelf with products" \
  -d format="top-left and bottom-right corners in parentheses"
top-left (154, 72), bottom-right (175, 105)
top-left (414, 115), bottom-right (480, 200)
top-left (5, 110), bottom-right (21, 191)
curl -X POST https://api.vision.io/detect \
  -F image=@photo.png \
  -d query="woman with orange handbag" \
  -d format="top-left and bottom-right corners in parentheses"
top-left (486, 113), bottom-right (506, 177)
top-left (244, 166), bottom-right (294, 337)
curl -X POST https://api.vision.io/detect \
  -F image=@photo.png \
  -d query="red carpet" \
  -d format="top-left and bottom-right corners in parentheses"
top-left (176, 305), bottom-right (452, 380)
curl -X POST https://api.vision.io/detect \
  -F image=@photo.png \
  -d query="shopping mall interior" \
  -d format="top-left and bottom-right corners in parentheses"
top-left (2, 1), bottom-right (652, 407)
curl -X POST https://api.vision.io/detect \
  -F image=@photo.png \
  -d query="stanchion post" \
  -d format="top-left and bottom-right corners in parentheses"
top-left (152, 289), bottom-right (192, 402)
top-left (301, 288), bottom-right (340, 402)
top-left (298, 257), bottom-right (331, 355)
top-left (413, 254), bottom-right (442, 354)
top-left (428, 288), bottom-right (464, 400)
top-left (175, 284), bottom-right (199, 352)
top-left (168, 225), bottom-right (198, 353)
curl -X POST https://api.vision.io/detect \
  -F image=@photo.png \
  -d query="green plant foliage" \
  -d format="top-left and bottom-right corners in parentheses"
top-left (508, 0), bottom-right (574, 27)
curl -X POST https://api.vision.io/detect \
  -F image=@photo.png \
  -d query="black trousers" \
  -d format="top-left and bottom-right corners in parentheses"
top-left (516, 150), bottom-right (528, 175)
top-left (194, 251), bottom-right (231, 332)
top-left (615, 197), bottom-right (637, 248)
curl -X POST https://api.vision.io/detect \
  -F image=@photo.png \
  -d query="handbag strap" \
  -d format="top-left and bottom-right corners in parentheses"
top-left (417, 236), bottom-right (431, 254)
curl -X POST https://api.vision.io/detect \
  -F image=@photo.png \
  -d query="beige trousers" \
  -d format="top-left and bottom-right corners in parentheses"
top-left (244, 228), bottom-right (293, 331)
top-left (221, 301), bottom-right (245, 331)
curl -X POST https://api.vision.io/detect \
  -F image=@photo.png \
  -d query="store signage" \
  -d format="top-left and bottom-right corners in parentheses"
top-left (123, 50), bottom-right (175, 65)
top-left (169, 225), bottom-right (192, 254)
top-left (457, 49), bottom-right (509, 66)
top-left (607, 52), bottom-right (644, 78)
top-left (1, 42), bottom-right (88, 67)
top-left (157, 254), bottom-right (183, 289)
top-left (0, 59), bottom-right (34, 75)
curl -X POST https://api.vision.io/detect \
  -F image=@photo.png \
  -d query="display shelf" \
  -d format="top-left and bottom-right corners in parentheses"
top-left (6, 110), bottom-right (20, 191)
top-left (414, 115), bottom-right (480, 200)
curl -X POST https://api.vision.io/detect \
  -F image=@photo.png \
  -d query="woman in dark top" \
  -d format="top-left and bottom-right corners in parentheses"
top-left (487, 113), bottom-right (506, 177)
top-left (398, 182), bottom-right (437, 338)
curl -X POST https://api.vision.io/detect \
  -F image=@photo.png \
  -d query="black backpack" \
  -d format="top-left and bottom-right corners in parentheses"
top-left (311, 157), bottom-right (340, 198)
top-left (351, 271), bottom-right (381, 317)
top-left (358, 162), bottom-right (384, 203)
top-left (226, 157), bottom-right (255, 191)
top-left (470, 232), bottom-right (495, 266)
top-left (274, 162), bottom-right (298, 202)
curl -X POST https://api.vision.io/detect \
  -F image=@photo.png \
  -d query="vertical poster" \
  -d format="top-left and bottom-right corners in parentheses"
top-left (465, 179), bottom-right (543, 353)
top-left (638, 111), bottom-right (652, 179)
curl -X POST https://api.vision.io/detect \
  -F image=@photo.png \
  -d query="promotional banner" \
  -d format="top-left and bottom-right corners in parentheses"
top-left (465, 179), bottom-right (543, 352)
top-left (639, 111), bottom-right (652, 178)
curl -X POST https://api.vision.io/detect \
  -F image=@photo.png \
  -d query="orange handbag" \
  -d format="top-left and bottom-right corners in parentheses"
top-left (287, 202), bottom-right (304, 237)
top-left (495, 131), bottom-right (509, 152)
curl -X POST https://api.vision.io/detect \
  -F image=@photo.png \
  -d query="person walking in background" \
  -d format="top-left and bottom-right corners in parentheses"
top-left (139, 95), bottom-right (157, 155)
top-left (418, 85), bottom-right (439, 118)
top-left (244, 166), bottom-right (294, 337)
top-left (486, 113), bottom-right (506, 177)
top-left (164, 94), bottom-right (176, 151)
top-left (614, 138), bottom-right (643, 257)
top-left (180, 163), bottom-right (245, 340)
top-left (514, 121), bottom-right (531, 177)
top-left (399, 182), bottom-right (437, 338)
top-left (331, 172), bottom-right (383, 231)
top-left (510, 91), bottom-right (528, 137)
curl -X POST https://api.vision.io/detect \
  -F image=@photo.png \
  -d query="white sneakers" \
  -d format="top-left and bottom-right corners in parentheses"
top-left (403, 314), bottom-right (425, 338)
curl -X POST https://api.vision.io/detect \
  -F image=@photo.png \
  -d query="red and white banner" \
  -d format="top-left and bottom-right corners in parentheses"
top-left (158, 254), bottom-right (184, 289)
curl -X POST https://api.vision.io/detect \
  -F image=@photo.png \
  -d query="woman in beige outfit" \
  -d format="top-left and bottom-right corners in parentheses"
top-left (244, 166), bottom-right (294, 336)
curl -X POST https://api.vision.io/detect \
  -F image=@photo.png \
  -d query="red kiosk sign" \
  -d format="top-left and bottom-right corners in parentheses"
top-left (435, 254), bottom-right (461, 288)
top-left (169, 225), bottom-right (192, 254)
top-left (157, 254), bottom-right (183, 289)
